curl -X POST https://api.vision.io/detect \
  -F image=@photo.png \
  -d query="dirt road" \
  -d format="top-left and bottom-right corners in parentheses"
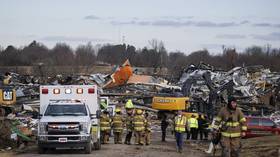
top-left (2, 131), bottom-right (279, 157)
top-left (2, 132), bottom-right (207, 157)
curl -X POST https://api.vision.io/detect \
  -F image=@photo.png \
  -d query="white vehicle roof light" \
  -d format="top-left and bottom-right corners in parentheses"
top-left (65, 88), bottom-right (72, 94)
top-left (53, 88), bottom-right (60, 94)
top-left (77, 88), bottom-right (83, 94)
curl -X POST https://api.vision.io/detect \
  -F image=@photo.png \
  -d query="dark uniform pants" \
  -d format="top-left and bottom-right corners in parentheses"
top-left (190, 128), bottom-right (198, 140)
top-left (221, 136), bottom-right (241, 157)
top-left (161, 128), bottom-right (166, 141)
top-left (114, 131), bottom-right (123, 144)
top-left (125, 131), bottom-right (133, 144)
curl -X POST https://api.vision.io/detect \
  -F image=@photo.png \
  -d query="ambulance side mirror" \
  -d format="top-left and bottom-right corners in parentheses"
top-left (38, 114), bottom-right (43, 119)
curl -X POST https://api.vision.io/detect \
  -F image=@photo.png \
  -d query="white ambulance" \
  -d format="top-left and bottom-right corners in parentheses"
top-left (37, 85), bottom-right (101, 154)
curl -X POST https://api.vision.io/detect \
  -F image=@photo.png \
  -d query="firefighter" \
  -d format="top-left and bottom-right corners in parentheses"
top-left (124, 106), bottom-right (134, 145)
top-left (133, 109), bottom-right (145, 145)
top-left (213, 96), bottom-right (247, 157)
top-left (174, 110), bottom-right (187, 153)
top-left (112, 108), bottom-right (124, 144)
top-left (144, 112), bottom-right (151, 145)
top-left (188, 114), bottom-right (198, 140)
top-left (100, 110), bottom-right (111, 144)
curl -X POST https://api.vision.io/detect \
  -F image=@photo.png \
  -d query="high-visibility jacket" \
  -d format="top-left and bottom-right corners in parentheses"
top-left (174, 115), bottom-right (187, 132)
top-left (100, 114), bottom-right (111, 131)
top-left (133, 115), bottom-right (145, 132)
top-left (125, 99), bottom-right (134, 109)
top-left (213, 107), bottom-right (247, 138)
top-left (112, 114), bottom-right (124, 132)
top-left (188, 117), bottom-right (198, 129)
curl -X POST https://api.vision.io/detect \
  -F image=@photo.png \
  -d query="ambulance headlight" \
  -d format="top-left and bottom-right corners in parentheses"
top-left (80, 122), bottom-right (89, 133)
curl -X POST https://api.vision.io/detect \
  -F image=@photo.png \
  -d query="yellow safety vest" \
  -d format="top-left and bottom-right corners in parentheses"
top-left (188, 118), bottom-right (198, 129)
top-left (175, 116), bottom-right (186, 132)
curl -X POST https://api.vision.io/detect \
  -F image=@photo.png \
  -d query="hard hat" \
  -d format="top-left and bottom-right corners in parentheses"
top-left (136, 109), bottom-right (143, 115)
top-left (125, 99), bottom-right (134, 109)
top-left (115, 108), bottom-right (121, 113)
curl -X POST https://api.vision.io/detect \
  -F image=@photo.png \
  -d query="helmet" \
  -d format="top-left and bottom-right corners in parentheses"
top-left (136, 109), bottom-right (143, 115)
top-left (227, 96), bottom-right (237, 110)
top-left (125, 99), bottom-right (134, 109)
top-left (115, 108), bottom-right (121, 113)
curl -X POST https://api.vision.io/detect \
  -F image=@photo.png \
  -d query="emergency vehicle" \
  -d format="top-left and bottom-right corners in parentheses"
top-left (37, 85), bottom-right (101, 154)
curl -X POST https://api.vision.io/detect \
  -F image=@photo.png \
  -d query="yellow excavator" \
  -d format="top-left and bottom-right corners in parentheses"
top-left (152, 96), bottom-right (200, 119)
top-left (1, 73), bottom-right (17, 116)
top-left (0, 86), bottom-right (16, 115)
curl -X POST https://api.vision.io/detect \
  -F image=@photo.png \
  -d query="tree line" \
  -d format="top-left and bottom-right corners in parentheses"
top-left (1, 40), bottom-right (280, 76)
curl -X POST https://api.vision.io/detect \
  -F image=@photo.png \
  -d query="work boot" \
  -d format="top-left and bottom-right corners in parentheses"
top-left (179, 149), bottom-right (182, 153)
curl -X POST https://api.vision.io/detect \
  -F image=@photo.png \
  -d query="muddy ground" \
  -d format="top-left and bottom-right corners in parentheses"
top-left (1, 131), bottom-right (280, 157)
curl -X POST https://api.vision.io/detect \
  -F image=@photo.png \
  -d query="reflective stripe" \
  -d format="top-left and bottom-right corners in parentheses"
top-left (134, 122), bottom-right (144, 125)
top-left (221, 132), bottom-right (241, 138)
top-left (135, 127), bottom-right (145, 131)
top-left (100, 127), bottom-right (111, 131)
top-left (113, 121), bottom-right (122, 124)
top-left (226, 122), bottom-right (240, 127)
top-left (239, 117), bottom-right (246, 123)
top-left (241, 126), bottom-right (247, 131)
top-left (100, 122), bottom-right (110, 124)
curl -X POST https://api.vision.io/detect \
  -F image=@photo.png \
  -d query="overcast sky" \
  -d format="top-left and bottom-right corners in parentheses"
top-left (0, 0), bottom-right (279, 54)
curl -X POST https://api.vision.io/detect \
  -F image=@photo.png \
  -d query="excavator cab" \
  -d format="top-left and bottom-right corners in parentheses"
top-left (0, 86), bottom-right (16, 106)
top-left (0, 86), bottom-right (16, 115)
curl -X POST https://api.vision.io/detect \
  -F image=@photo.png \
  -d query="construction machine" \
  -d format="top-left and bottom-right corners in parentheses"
top-left (0, 86), bottom-right (17, 116)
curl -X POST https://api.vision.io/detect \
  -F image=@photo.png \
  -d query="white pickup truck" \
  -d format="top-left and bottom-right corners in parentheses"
top-left (37, 85), bottom-right (101, 154)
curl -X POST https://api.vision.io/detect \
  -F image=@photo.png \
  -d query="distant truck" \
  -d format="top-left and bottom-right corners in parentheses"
top-left (244, 116), bottom-right (280, 138)
top-left (37, 85), bottom-right (101, 154)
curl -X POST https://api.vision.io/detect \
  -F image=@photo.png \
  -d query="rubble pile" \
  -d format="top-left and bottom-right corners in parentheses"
top-left (179, 63), bottom-right (280, 116)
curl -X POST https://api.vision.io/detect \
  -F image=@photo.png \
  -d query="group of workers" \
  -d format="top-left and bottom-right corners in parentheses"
top-left (173, 96), bottom-right (247, 157)
top-left (173, 111), bottom-right (209, 153)
top-left (161, 113), bottom-right (210, 143)
top-left (100, 99), bottom-right (151, 146)
top-left (101, 96), bottom-right (246, 157)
